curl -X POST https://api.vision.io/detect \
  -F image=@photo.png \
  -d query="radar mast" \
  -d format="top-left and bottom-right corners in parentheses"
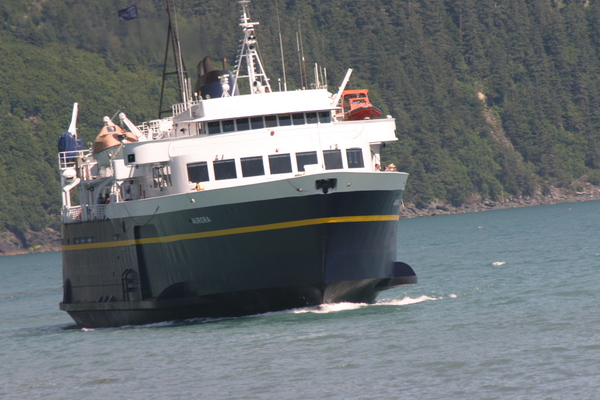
top-left (233, 1), bottom-right (272, 94)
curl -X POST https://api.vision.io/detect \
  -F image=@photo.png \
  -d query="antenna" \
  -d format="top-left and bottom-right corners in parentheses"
top-left (158, 0), bottom-right (190, 118)
top-left (298, 21), bottom-right (308, 89)
top-left (275, 0), bottom-right (287, 91)
top-left (296, 32), bottom-right (303, 89)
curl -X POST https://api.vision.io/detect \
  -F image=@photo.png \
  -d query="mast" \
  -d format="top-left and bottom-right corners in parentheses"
top-left (297, 22), bottom-right (308, 90)
top-left (275, 0), bottom-right (287, 92)
top-left (233, 1), bottom-right (272, 94)
top-left (158, 0), bottom-right (190, 118)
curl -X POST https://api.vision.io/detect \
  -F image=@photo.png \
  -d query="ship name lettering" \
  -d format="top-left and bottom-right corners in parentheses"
top-left (191, 216), bottom-right (212, 224)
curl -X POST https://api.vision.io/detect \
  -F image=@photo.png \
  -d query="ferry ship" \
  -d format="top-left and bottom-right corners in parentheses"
top-left (57, 1), bottom-right (416, 327)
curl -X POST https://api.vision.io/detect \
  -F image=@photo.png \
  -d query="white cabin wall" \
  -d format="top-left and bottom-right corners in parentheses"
top-left (114, 114), bottom-right (391, 201)
top-left (123, 140), bottom-right (171, 165)
top-left (112, 159), bottom-right (133, 180)
top-left (361, 117), bottom-right (397, 143)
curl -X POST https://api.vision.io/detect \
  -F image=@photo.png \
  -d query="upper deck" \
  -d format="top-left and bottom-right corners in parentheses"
top-left (57, 1), bottom-right (400, 225)
top-left (173, 89), bottom-right (337, 124)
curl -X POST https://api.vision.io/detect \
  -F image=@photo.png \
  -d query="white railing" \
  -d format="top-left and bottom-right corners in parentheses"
top-left (137, 118), bottom-right (174, 140)
top-left (58, 150), bottom-right (91, 170)
top-left (172, 99), bottom-right (201, 116)
top-left (63, 206), bottom-right (82, 223)
top-left (137, 124), bottom-right (150, 137)
top-left (62, 204), bottom-right (107, 224)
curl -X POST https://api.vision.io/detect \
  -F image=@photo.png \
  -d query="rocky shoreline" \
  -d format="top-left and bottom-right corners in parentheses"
top-left (401, 185), bottom-right (600, 218)
top-left (0, 227), bottom-right (61, 256)
top-left (1, 185), bottom-right (599, 256)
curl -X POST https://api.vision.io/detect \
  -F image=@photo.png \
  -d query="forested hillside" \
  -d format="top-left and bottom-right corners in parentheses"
top-left (1, 0), bottom-right (600, 245)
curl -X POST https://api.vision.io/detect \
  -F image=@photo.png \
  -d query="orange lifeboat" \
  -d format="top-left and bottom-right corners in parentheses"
top-left (93, 123), bottom-right (138, 166)
top-left (341, 89), bottom-right (382, 121)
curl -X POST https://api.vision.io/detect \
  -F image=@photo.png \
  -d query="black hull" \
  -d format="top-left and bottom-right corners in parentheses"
top-left (62, 273), bottom-right (416, 327)
top-left (60, 189), bottom-right (416, 327)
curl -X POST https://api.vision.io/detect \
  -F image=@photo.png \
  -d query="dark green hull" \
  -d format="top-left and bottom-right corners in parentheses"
top-left (60, 189), bottom-right (416, 327)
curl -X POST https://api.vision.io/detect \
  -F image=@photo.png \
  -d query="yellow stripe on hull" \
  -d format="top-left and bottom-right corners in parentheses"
top-left (62, 214), bottom-right (400, 251)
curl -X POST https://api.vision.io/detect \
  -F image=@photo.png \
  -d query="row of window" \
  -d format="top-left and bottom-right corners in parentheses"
top-left (205, 111), bottom-right (332, 135)
top-left (187, 148), bottom-right (364, 183)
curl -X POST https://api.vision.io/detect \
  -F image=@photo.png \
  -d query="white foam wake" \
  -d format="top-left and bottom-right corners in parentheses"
top-left (292, 302), bottom-right (367, 314)
top-left (377, 295), bottom-right (441, 306)
top-left (291, 295), bottom-right (445, 315)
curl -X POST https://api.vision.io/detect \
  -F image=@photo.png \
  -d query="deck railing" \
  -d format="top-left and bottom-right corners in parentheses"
top-left (172, 99), bottom-right (201, 116)
top-left (58, 150), bottom-right (92, 170)
top-left (62, 204), bottom-right (107, 224)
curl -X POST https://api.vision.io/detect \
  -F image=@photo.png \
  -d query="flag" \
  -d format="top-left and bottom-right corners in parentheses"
top-left (118, 5), bottom-right (138, 21)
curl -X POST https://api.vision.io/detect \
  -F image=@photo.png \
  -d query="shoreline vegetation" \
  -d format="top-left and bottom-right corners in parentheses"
top-left (401, 184), bottom-right (600, 219)
top-left (2, 3), bottom-right (600, 255)
top-left (1, 185), bottom-right (598, 257)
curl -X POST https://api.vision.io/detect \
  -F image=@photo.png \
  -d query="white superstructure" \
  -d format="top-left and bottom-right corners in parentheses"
top-left (58, 0), bottom-right (398, 224)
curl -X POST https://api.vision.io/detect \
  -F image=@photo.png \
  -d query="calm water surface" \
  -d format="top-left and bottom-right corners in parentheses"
top-left (1, 201), bottom-right (599, 399)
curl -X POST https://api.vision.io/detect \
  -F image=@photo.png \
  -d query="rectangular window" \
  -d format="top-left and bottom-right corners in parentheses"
top-left (187, 162), bottom-right (210, 182)
top-left (213, 159), bottom-right (237, 180)
top-left (318, 111), bottom-right (331, 123)
top-left (222, 120), bottom-right (235, 133)
top-left (292, 113), bottom-right (306, 125)
top-left (296, 151), bottom-right (318, 172)
top-left (250, 117), bottom-right (265, 129)
top-left (207, 121), bottom-right (221, 134)
top-left (323, 149), bottom-right (343, 170)
top-left (241, 156), bottom-right (265, 177)
top-left (346, 148), bottom-right (365, 168)
top-left (265, 115), bottom-right (277, 128)
top-left (269, 153), bottom-right (293, 174)
top-left (306, 112), bottom-right (318, 124)
top-left (236, 118), bottom-right (250, 131)
top-left (278, 114), bottom-right (292, 126)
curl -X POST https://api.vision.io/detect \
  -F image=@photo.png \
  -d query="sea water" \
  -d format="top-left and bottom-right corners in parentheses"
top-left (1, 201), bottom-right (599, 399)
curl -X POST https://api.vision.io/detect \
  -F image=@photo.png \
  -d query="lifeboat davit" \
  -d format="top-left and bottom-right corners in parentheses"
top-left (93, 121), bottom-right (138, 167)
top-left (341, 89), bottom-right (382, 121)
